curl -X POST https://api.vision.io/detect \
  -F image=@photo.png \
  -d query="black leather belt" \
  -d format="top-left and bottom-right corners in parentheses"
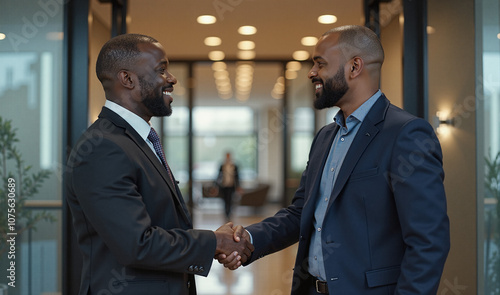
top-left (310, 275), bottom-right (329, 294)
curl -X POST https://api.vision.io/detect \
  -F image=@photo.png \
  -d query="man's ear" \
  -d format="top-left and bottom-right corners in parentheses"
top-left (349, 56), bottom-right (364, 78)
top-left (117, 70), bottom-right (135, 89)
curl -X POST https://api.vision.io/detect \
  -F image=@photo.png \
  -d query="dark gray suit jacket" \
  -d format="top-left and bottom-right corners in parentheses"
top-left (66, 107), bottom-right (216, 295)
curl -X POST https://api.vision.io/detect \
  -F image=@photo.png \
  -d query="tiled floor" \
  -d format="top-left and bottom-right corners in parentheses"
top-left (193, 199), bottom-right (298, 295)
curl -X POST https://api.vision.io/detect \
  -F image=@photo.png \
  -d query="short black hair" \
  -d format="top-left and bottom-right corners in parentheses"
top-left (96, 33), bottom-right (159, 83)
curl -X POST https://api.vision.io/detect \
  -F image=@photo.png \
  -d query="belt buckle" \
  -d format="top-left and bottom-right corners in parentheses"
top-left (315, 279), bottom-right (321, 293)
top-left (316, 280), bottom-right (325, 294)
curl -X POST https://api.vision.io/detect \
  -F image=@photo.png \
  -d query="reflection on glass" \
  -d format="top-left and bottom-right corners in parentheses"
top-left (0, 1), bottom-right (64, 293)
top-left (193, 106), bottom-right (256, 181)
top-left (479, 0), bottom-right (500, 293)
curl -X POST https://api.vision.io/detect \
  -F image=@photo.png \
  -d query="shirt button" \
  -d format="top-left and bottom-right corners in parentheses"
top-left (330, 168), bottom-right (334, 172)
top-left (341, 137), bottom-right (345, 142)
top-left (318, 227), bottom-right (321, 232)
top-left (324, 198), bottom-right (328, 202)
top-left (314, 256), bottom-right (317, 260)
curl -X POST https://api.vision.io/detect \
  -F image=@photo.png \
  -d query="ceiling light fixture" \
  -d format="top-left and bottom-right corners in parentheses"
top-left (318, 15), bottom-right (337, 24)
top-left (197, 15), bottom-right (217, 24)
top-left (301, 36), bottom-right (318, 46)
top-left (286, 61), bottom-right (302, 71)
top-left (0, 33), bottom-right (6, 40)
top-left (238, 40), bottom-right (255, 50)
top-left (238, 26), bottom-right (257, 35)
top-left (237, 50), bottom-right (256, 60)
top-left (204, 36), bottom-right (222, 46)
top-left (208, 51), bottom-right (225, 61)
top-left (292, 50), bottom-right (310, 61)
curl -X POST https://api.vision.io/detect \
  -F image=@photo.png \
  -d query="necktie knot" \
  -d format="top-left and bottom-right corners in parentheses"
top-left (148, 128), bottom-right (161, 145)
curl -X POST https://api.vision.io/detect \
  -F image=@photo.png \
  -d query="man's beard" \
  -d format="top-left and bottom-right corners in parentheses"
top-left (313, 66), bottom-right (349, 110)
top-left (139, 76), bottom-right (172, 117)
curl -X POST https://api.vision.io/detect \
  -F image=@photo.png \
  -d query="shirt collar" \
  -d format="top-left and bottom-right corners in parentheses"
top-left (334, 90), bottom-right (382, 129)
top-left (104, 100), bottom-right (152, 142)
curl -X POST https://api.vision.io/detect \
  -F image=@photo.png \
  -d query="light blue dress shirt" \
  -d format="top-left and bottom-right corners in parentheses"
top-left (308, 90), bottom-right (382, 280)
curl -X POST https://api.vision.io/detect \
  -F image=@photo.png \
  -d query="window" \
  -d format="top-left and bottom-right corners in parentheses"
top-left (478, 0), bottom-right (500, 293)
top-left (0, 1), bottom-right (64, 294)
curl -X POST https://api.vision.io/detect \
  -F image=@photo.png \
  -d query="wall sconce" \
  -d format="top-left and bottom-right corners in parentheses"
top-left (433, 111), bottom-right (454, 135)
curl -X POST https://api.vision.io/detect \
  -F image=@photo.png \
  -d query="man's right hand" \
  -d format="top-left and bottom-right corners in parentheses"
top-left (214, 223), bottom-right (252, 270)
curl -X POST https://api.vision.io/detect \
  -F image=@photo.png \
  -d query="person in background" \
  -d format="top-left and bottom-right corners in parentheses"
top-left (66, 33), bottom-right (253, 295)
top-left (219, 25), bottom-right (450, 295)
top-left (216, 152), bottom-right (241, 220)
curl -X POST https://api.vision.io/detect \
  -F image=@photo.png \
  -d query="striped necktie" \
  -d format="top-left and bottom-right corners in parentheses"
top-left (148, 127), bottom-right (174, 184)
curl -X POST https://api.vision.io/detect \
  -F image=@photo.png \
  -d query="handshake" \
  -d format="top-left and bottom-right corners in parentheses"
top-left (214, 222), bottom-right (254, 270)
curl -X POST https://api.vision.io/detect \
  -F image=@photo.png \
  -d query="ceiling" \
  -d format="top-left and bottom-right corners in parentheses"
top-left (90, 0), bottom-right (399, 108)
top-left (91, 0), bottom-right (365, 60)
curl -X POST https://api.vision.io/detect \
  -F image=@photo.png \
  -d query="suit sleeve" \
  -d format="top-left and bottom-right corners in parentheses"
top-left (244, 126), bottom-right (327, 263)
top-left (69, 137), bottom-right (216, 276)
top-left (389, 119), bottom-right (450, 294)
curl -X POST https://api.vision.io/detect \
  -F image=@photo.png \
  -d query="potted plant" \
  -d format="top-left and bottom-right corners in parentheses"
top-left (0, 117), bottom-right (56, 293)
top-left (485, 151), bottom-right (500, 295)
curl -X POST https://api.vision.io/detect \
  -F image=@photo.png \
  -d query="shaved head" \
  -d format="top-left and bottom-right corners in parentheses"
top-left (322, 25), bottom-right (384, 69)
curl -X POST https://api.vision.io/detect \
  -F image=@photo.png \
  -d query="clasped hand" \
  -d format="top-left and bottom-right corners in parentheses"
top-left (214, 222), bottom-right (253, 270)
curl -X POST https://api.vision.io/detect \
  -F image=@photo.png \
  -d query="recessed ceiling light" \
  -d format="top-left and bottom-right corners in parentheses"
top-left (238, 26), bottom-right (257, 35)
top-left (237, 50), bottom-right (256, 60)
top-left (497, 33), bottom-right (500, 40)
top-left (204, 36), bottom-right (222, 46)
top-left (286, 61), bottom-right (302, 71)
top-left (0, 33), bottom-right (6, 40)
top-left (208, 50), bottom-right (225, 61)
top-left (292, 50), bottom-right (310, 61)
top-left (318, 15), bottom-right (337, 24)
top-left (426, 26), bottom-right (436, 34)
top-left (197, 15), bottom-right (217, 24)
top-left (301, 36), bottom-right (318, 46)
top-left (238, 40), bottom-right (255, 50)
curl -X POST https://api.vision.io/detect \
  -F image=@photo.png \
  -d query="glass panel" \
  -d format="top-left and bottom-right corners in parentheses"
top-left (286, 62), bottom-right (316, 203)
top-left (163, 63), bottom-right (190, 195)
top-left (478, 0), bottom-right (500, 293)
top-left (192, 61), bottom-right (283, 204)
top-left (193, 106), bottom-right (256, 181)
top-left (0, 1), bottom-right (64, 294)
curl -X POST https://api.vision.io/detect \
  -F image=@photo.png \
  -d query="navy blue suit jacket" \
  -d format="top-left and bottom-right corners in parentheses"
top-left (246, 95), bottom-right (450, 294)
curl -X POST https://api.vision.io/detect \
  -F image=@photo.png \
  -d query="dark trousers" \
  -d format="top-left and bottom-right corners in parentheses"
top-left (220, 187), bottom-right (234, 218)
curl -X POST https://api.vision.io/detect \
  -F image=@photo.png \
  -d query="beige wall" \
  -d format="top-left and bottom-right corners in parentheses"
top-left (381, 15), bottom-right (403, 108)
top-left (88, 3), bottom-right (110, 125)
top-left (428, 0), bottom-right (477, 292)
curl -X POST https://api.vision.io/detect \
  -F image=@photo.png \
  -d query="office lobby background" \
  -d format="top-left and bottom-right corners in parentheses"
top-left (0, 0), bottom-right (498, 294)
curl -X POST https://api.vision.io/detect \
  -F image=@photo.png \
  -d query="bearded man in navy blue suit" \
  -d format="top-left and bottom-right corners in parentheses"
top-left (219, 25), bottom-right (450, 295)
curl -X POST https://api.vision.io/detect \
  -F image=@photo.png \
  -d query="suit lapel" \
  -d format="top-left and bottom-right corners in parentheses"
top-left (99, 108), bottom-right (192, 225)
top-left (327, 96), bottom-right (389, 209)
